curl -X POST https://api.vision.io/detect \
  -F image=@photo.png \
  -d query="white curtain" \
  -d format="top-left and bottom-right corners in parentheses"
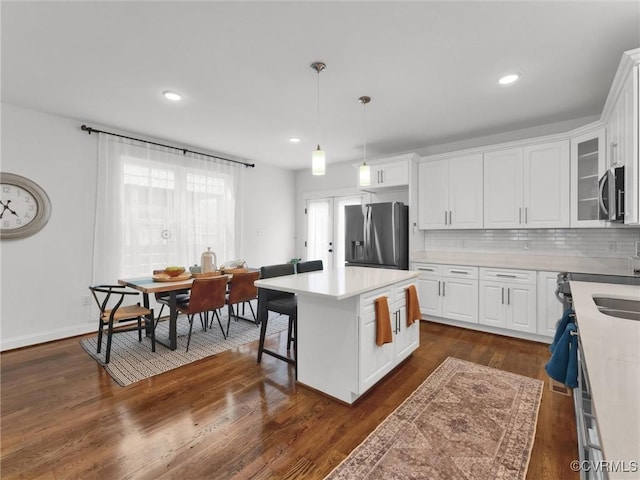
top-left (93, 134), bottom-right (240, 283)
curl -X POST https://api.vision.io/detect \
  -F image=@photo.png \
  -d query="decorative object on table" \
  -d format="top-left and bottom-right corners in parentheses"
top-left (80, 311), bottom-right (289, 386)
top-left (189, 264), bottom-right (201, 274)
top-left (152, 271), bottom-right (191, 282)
top-left (201, 247), bottom-right (217, 273)
top-left (164, 266), bottom-right (186, 277)
top-left (325, 357), bottom-right (543, 480)
top-left (220, 259), bottom-right (248, 274)
top-left (0, 172), bottom-right (52, 239)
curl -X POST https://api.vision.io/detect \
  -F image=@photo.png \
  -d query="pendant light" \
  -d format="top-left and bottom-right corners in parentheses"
top-left (311, 62), bottom-right (326, 175)
top-left (358, 96), bottom-right (371, 186)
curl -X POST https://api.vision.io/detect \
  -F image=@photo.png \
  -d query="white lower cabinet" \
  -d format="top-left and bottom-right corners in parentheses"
top-left (479, 268), bottom-right (537, 334)
top-left (414, 263), bottom-right (478, 324)
top-left (536, 271), bottom-right (564, 337)
top-left (358, 279), bottom-right (419, 394)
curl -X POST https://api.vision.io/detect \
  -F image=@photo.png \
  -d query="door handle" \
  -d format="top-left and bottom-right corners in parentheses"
top-left (507, 288), bottom-right (510, 305)
top-left (438, 280), bottom-right (441, 296)
top-left (618, 190), bottom-right (624, 217)
top-left (328, 249), bottom-right (333, 252)
top-left (501, 287), bottom-right (504, 304)
top-left (442, 281), bottom-right (446, 296)
top-left (599, 174), bottom-right (609, 217)
top-left (496, 273), bottom-right (517, 278)
top-left (444, 211), bottom-right (448, 225)
top-left (381, 170), bottom-right (384, 184)
top-left (449, 210), bottom-right (452, 225)
top-left (525, 207), bottom-right (528, 224)
top-left (450, 270), bottom-right (468, 275)
top-left (519, 207), bottom-right (522, 224)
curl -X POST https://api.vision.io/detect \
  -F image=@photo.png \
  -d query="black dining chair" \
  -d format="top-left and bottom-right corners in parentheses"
top-left (296, 259), bottom-right (324, 274)
top-left (89, 285), bottom-right (155, 364)
top-left (257, 263), bottom-right (297, 370)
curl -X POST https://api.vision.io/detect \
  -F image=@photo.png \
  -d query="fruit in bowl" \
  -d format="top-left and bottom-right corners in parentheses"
top-left (164, 266), bottom-right (186, 277)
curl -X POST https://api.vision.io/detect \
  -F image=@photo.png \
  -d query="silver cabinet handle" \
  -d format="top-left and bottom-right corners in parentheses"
top-left (525, 207), bottom-right (528, 224)
top-left (618, 190), bottom-right (624, 217)
top-left (599, 173), bottom-right (609, 216)
top-left (496, 273), bottom-right (517, 278)
top-left (442, 281), bottom-right (446, 296)
top-left (450, 270), bottom-right (469, 274)
top-left (507, 288), bottom-right (510, 305)
top-left (418, 267), bottom-right (434, 271)
top-left (501, 287), bottom-right (504, 304)
top-left (444, 211), bottom-right (448, 225)
top-left (438, 280), bottom-right (441, 296)
top-left (449, 210), bottom-right (452, 225)
top-left (519, 207), bottom-right (522, 224)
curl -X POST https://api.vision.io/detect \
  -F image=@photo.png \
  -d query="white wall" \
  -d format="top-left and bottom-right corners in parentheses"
top-left (0, 103), bottom-right (295, 350)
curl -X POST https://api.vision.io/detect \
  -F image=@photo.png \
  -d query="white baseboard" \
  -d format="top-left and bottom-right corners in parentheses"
top-left (1, 323), bottom-right (95, 351)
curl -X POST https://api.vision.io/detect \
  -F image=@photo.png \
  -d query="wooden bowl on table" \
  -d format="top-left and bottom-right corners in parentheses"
top-left (164, 266), bottom-right (186, 277)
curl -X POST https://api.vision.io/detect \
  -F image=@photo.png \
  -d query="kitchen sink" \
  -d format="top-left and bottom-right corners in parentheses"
top-left (592, 296), bottom-right (640, 321)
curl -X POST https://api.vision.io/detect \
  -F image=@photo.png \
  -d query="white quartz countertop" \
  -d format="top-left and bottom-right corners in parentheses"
top-left (254, 266), bottom-right (419, 300)
top-left (570, 280), bottom-right (640, 476)
top-left (411, 251), bottom-right (638, 276)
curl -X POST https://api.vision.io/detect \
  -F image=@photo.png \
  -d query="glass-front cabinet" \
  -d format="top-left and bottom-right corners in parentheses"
top-left (571, 128), bottom-right (607, 227)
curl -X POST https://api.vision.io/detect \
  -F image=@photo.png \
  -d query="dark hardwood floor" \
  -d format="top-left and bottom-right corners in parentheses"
top-left (1, 321), bottom-right (578, 479)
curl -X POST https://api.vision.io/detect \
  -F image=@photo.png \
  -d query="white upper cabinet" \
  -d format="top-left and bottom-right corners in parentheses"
top-left (484, 140), bottom-right (570, 229)
top-left (570, 128), bottom-right (607, 227)
top-left (483, 148), bottom-right (524, 228)
top-left (418, 154), bottom-right (483, 229)
top-left (601, 49), bottom-right (639, 224)
top-left (370, 160), bottom-right (409, 188)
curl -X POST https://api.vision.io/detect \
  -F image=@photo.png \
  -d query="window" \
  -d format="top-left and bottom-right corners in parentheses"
top-left (93, 135), bottom-right (239, 282)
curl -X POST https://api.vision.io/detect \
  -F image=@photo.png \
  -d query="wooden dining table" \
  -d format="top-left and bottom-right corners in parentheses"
top-left (119, 270), bottom-right (257, 351)
top-left (118, 276), bottom-right (200, 350)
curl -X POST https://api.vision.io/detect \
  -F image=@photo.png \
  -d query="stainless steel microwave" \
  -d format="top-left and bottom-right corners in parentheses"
top-left (599, 166), bottom-right (625, 222)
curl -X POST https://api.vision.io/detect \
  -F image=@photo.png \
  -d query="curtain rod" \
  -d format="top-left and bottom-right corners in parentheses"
top-left (80, 124), bottom-right (255, 168)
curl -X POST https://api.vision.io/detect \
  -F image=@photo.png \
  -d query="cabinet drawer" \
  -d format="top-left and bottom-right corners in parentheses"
top-left (412, 263), bottom-right (441, 277)
top-left (480, 267), bottom-right (535, 284)
top-left (359, 286), bottom-right (393, 316)
top-left (391, 279), bottom-right (416, 301)
top-left (442, 265), bottom-right (479, 279)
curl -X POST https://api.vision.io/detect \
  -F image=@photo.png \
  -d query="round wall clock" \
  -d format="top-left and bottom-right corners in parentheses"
top-left (0, 172), bottom-right (52, 239)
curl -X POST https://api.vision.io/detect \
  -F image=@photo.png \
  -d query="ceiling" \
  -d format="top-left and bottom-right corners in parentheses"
top-left (2, 1), bottom-right (639, 171)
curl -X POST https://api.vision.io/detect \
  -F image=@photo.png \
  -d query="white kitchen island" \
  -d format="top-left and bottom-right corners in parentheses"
top-left (255, 266), bottom-right (420, 404)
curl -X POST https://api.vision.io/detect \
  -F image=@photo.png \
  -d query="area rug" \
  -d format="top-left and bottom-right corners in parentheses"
top-left (80, 312), bottom-right (289, 386)
top-left (325, 357), bottom-right (543, 480)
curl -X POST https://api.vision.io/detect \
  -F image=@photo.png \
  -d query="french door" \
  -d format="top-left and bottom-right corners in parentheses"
top-left (306, 195), bottom-right (364, 269)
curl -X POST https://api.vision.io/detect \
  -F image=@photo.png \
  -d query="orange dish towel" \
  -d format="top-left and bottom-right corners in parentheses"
top-left (374, 296), bottom-right (393, 346)
top-left (405, 285), bottom-right (421, 326)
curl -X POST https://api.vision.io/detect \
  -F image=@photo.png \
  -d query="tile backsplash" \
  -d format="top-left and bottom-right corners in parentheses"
top-left (423, 228), bottom-right (640, 258)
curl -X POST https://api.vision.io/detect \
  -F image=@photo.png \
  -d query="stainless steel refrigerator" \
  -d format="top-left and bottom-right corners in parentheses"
top-left (345, 202), bottom-right (408, 270)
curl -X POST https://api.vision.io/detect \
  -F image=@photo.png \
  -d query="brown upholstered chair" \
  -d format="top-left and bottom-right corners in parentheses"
top-left (224, 271), bottom-right (260, 337)
top-left (175, 276), bottom-right (227, 351)
top-left (89, 284), bottom-right (155, 364)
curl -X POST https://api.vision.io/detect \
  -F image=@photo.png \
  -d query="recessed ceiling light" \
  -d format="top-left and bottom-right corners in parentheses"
top-left (289, 137), bottom-right (301, 144)
top-left (498, 73), bottom-right (521, 86)
top-left (162, 90), bottom-right (182, 101)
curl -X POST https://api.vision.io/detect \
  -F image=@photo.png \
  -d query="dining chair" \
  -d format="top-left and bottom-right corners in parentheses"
top-left (257, 263), bottom-right (297, 369)
top-left (224, 271), bottom-right (260, 337)
top-left (89, 285), bottom-right (155, 364)
top-left (175, 276), bottom-right (227, 351)
top-left (152, 270), bottom-right (190, 324)
top-left (295, 259), bottom-right (324, 274)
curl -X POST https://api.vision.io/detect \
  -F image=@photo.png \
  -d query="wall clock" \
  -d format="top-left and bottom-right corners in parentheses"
top-left (0, 172), bottom-right (52, 239)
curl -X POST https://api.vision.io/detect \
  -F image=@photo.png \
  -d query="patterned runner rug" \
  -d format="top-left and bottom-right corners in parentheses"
top-left (80, 312), bottom-right (289, 386)
top-left (325, 357), bottom-right (543, 480)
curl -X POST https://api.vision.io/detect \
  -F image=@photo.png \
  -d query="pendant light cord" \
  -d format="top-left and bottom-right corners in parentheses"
top-left (362, 100), bottom-right (367, 164)
top-left (316, 69), bottom-right (321, 147)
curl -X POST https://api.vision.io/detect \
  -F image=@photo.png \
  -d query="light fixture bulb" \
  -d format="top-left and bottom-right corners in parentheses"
top-left (312, 145), bottom-right (325, 176)
top-left (359, 163), bottom-right (371, 186)
top-left (163, 90), bottom-right (182, 101)
top-left (498, 73), bottom-right (520, 86)
top-left (289, 137), bottom-right (301, 144)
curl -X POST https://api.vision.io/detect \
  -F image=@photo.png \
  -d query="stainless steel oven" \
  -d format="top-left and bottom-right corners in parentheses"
top-left (599, 166), bottom-right (625, 222)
